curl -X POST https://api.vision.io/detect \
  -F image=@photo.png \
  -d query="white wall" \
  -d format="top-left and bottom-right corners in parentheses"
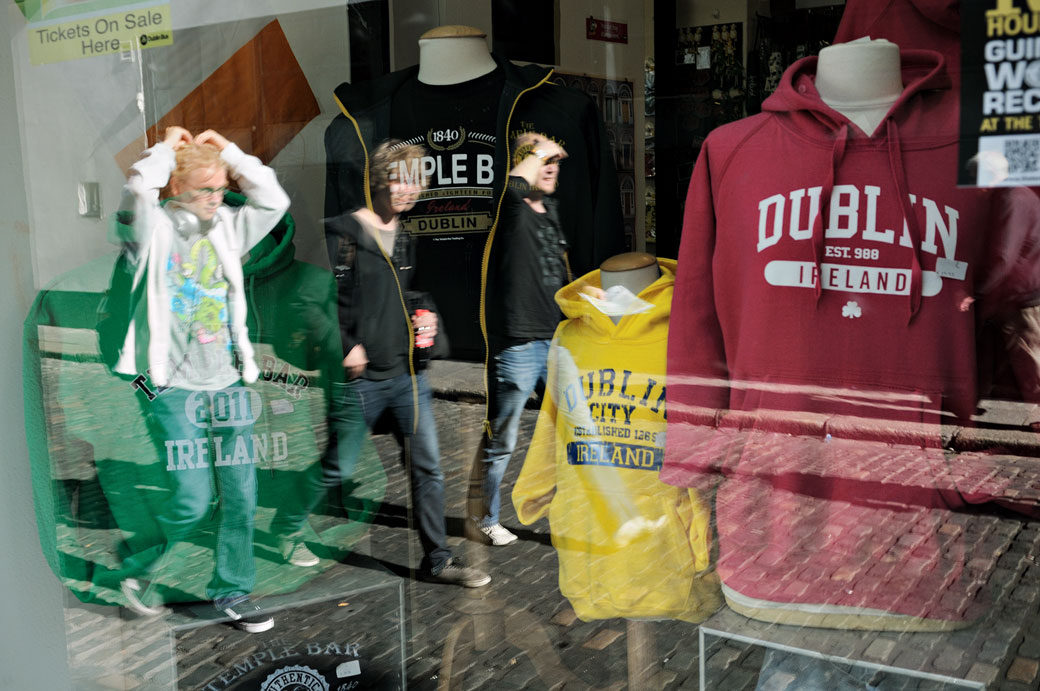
top-left (436, 0), bottom-right (492, 36)
top-left (0, 4), bottom-right (71, 687)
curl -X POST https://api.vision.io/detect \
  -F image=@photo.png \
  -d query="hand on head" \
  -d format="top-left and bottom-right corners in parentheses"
top-left (533, 137), bottom-right (567, 163)
top-left (194, 129), bottom-right (230, 152)
top-left (162, 127), bottom-right (231, 152)
top-left (163, 126), bottom-right (193, 150)
top-left (513, 132), bottom-right (568, 164)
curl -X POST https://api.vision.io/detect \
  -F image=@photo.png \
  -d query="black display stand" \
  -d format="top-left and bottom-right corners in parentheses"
top-left (65, 555), bottom-right (406, 690)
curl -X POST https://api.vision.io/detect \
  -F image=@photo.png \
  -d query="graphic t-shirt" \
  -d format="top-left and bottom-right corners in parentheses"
top-left (493, 183), bottom-right (569, 341)
top-left (390, 68), bottom-right (505, 359)
top-left (165, 228), bottom-right (239, 389)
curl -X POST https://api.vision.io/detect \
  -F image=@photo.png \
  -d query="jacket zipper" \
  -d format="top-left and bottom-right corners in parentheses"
top-left (337, 98), bottom-right (418, 431)
top-left (379, 238), bottom-right (420, 435)
top-left (478, 68), bottom-right (555, 437)
top-left (333, 95), bottom-right (373, 213)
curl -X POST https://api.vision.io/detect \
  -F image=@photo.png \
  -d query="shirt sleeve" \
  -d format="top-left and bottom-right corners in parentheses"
top-left (222, 143), bottom-right (291, 255)
top-left (325, 215), bottom-right (363, 357)
top-left (116, 141), bottom-right (176, 259)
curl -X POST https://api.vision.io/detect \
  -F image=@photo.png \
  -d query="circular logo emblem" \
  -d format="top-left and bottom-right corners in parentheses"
top-left (259, 664), bottom-right (329, 691)
top-left (139, 34), bottom-right (148, 45)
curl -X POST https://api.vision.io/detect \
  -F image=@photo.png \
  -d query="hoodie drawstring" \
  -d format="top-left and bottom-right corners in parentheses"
top-left (885, 119), bottom-right (924, 323)
top-left (811, 121), bottom-right (924, 323)
top-left (812, 124), bottom-right (849, 304)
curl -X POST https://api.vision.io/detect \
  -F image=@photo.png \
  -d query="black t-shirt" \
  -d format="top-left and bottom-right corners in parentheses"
top-left (390, 69), bottom-right (506, 359)
top-left (490, 179), bottom-right (569, 342)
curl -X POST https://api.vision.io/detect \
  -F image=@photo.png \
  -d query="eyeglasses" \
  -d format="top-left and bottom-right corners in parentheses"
top-left (187, 186), bottom-right (228, 201)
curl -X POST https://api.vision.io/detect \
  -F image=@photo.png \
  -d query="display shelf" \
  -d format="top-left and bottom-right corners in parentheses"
top-left (699, 607), bottom-right (994, 690)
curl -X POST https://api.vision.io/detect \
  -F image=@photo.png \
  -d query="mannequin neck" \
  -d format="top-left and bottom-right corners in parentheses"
top-left (417, 28), bottom-right (497, 85)
top-left (816, 39), bottom-right (903, 135)
top-left (600, 253), bottom-right (660, 324)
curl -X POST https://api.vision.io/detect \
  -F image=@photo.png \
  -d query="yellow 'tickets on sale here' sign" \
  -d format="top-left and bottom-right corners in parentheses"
top-left (28, 4), bottom-right (171, 66)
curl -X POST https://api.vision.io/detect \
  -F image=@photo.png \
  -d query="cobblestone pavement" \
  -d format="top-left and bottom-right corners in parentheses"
top-left (58, 363), bottom-right (1040, 690)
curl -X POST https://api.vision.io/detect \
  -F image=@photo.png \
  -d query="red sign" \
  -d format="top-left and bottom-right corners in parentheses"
top-left (586, 17), bottom-right (628, 44)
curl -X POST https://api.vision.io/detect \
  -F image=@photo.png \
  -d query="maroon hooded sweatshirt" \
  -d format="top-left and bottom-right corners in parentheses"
top-left (835, 0), bottom-right (961, 86)
top-left (661, 50), bottom-right (1040, 629)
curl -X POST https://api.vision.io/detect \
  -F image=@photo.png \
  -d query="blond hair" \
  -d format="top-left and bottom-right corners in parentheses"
top-left (171, 142), bottom-right (227, 185)
top-left (370, 140), bottom-right (428, 196)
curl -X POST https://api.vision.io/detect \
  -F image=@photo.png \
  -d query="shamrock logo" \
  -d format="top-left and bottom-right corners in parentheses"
top-left (842, 301), bottom-right (862, 319)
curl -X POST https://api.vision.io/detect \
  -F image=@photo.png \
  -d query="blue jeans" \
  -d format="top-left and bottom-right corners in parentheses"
top-left (270, 381), bottom-right (369, 540)
top-left (352, 373), bottom-right (452, 574)
top-left (124, 385), bottom-right (258, 606)
top-left (481, 339), bottom-right (550, 528)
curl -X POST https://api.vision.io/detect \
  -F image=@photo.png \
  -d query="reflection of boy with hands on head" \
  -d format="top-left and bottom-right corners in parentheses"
top-left (116, 126), bottom-right (289, 633)
top-left (167, 127), bottom-right (229, 220)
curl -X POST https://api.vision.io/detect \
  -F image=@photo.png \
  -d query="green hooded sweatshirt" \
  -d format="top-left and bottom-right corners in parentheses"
top-left (23, 196), bottom-right (386, 605)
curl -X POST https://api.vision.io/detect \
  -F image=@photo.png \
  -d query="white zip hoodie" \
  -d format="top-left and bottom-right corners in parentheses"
top-left (115, 141), bottom-right (290, 388)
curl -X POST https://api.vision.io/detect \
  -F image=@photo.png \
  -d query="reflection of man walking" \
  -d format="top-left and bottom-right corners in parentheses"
top-left (478, 133), bottom-right (570, 546)
top-left (116, 127), bottom-right (289, 632)
top-left (326, 140), bottom-right (490, 587)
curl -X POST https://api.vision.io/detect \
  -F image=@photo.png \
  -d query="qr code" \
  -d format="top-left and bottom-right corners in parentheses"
top-left (1004, 138), bottom-right (1040, 174)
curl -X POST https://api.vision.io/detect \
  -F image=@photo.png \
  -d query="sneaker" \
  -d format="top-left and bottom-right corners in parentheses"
top-left (425, 558), bottom-right (491, 588)
top-left (479, 522), bottom-right (518, 546)
top-left (217, 599), bottom-right (274, 634)
top-left (121, 578), bottom-right (164, 617)
top-left (279, 538), bottom-right (320, 567)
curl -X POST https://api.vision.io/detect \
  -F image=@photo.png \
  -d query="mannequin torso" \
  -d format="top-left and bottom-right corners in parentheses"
top-left (815, 38), bottom-right (903, 136)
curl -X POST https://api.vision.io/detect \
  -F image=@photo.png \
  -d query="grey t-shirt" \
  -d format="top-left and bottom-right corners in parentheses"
top-left (163, 214), bottom-right (240, 390)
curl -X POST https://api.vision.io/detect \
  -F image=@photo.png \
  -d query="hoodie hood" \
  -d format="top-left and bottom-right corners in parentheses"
top-left (761, 50), bottom-right (955, 322)
top-left (233, 191), bottom-right (295, 278)
top-left (762, 49), bottom-right (953, 139)
top-left (909, 0), bottom-right (959, 31)
top-left (556, 258), bottom-right (677, 340)
top-left (835, 0), bottom-right (960, 50)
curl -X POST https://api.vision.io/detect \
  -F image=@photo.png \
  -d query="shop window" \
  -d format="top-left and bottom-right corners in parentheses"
top-left (604, 83), bottom-right (618, 123)
top-left (619, 83), bottom-right (634, 124)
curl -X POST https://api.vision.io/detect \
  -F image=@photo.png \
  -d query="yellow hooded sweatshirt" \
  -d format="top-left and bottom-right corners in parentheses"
top-left (513, 258), bottom-right (721, 623)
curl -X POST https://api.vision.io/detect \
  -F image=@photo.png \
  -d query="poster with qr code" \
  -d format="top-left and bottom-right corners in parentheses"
top-left (959, 1), bottom-right (1040, 186)
top-left (976, 135), bottom-right (1040, 185)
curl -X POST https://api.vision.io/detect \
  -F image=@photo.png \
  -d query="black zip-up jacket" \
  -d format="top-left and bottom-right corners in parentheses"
top-left (324, 54), bottom-right (624, 358)
top-left (326, 213), bottom-right (416, 380)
